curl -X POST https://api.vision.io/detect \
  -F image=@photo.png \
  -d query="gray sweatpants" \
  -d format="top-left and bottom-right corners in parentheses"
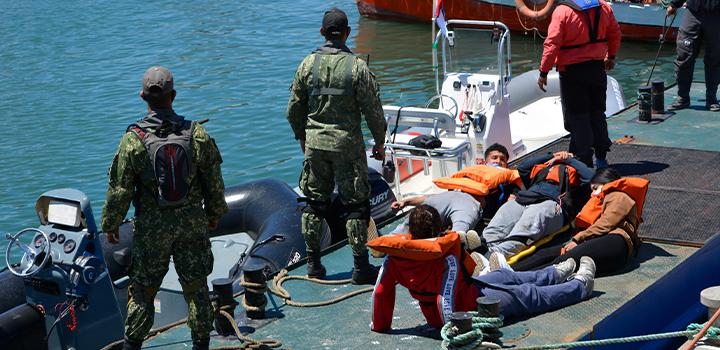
top-left (482, 200), bottom-right (564, 258)
top-left (674, 9), bottom-right (720, 103)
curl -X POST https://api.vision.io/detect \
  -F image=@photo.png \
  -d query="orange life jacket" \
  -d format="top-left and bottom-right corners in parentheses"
top-left (575, 177), bottom-right (650, 229)
top-left (530, 163), bottom-right (580, 187)
top-left (367, 232), bottom-right (476, 273)
top-left (432, 165), bottom-right (522, 196)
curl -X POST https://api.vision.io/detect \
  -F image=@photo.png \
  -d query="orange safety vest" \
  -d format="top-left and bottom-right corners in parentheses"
top-left (432, 165), bottom-right (522, 196)
top-left (575, 177), bottom-right (650, 229)
top-left (530, 163), bottom-right (580, 187)
top-left (367, 231), bottom-right (477, 273)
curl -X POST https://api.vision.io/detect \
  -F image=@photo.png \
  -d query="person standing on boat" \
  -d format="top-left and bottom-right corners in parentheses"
top-left (537, 0), bottom-right (621, 168)
top-left (101, 66), bottom-right (228, 350)
top-left (666, 0), bottom-right (720, 111)
top-left (287, 8), bottom-right (387, 284)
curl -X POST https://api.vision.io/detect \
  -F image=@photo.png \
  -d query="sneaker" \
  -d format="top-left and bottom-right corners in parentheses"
top-left (470, 252), bottom-right (490, 277)
top-left (553, 258), bottom-right (576, 281)
top-left (667, 98), bottom-right (690, 111)
top-left (707, 103), bottom-right (720, 112)
top-left (488, 251), bottom-right (512, 272)
top-left (594, 158), bottom-right (609, 169)
top-left (571, 256), bottom-right (596, 298)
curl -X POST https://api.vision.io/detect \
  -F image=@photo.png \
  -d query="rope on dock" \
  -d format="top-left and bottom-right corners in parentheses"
top-left (268, 269), bottom-right (374, 308)
top-left (439, 311), bottom-right (720, 350)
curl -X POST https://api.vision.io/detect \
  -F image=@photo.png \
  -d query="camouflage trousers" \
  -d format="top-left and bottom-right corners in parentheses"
top-left (299, 147), bottom-right (370, 256)
top-left (125, 205), bottom-right (215, 343)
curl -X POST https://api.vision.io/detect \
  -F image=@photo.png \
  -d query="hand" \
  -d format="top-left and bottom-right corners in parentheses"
top-left (300, 140), bottom-right (306, 153)
top-left (544, 151), bottom-right (573, 166)
top-left (391, 200), bottom-right (405, 210)
top-left (106, 230), bottom-right (119, 245)
top-left (561, 241), bottom-right (578, 255)
top-left (604, 57), bottom-right (616, 71)
top-left (208, 218), bottom-right (219, 230)
top-left (667, 5), bottom-right (676, 16)
top-left (537, 76), bottom-right (548, 92)
top-left (372, 143), bottom-right (385, 161)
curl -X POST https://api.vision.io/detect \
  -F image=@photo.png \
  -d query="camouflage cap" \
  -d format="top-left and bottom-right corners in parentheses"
top-left (142, 66), bottom-right (174, 96)
top-left (322, 8), bottom-right (348, 37)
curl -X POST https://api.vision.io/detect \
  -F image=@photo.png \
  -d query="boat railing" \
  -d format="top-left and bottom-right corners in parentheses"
top-left (433, 20), bottom-right (512, 100)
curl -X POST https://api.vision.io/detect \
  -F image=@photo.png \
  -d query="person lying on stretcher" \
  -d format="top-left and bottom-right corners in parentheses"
top-left (460, 151), bottom-right (594, 258)
top-left (390, 144), bottom-right (520, 234)
top-left (512, 167), bottom-right (648, 275)
top-left (368, 205), bottom-right (597, 332)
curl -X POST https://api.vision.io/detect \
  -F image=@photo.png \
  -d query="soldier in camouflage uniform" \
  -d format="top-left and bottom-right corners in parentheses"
top-left (287, 8), bottom-right (387, 284)
top-left (101, 66), bottom-right (228, 350)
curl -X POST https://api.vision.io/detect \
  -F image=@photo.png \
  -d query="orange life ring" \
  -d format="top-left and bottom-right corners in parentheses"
top-left (515, 0), bottom-right (556, 20)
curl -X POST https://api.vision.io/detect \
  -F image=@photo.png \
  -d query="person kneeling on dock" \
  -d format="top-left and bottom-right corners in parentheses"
top-left (513, 168), bottom-right (648, 275)
top-left (369, 205), bottom-right (596, 332)
top-left (389, 144), bottom-right (520, 234)
top-left (461, 151), bottom-right (594, 258)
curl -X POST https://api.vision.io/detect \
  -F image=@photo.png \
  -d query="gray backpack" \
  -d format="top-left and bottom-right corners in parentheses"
top-left (128, 116), bottom-right (196, 207)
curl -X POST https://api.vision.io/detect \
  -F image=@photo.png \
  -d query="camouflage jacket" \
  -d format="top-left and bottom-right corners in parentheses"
top-left (101, 108), bottom-right (229, 233)
top-left (287, 40), bottom-right (386, 152)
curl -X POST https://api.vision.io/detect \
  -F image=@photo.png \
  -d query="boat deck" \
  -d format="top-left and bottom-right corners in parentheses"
top-left (143, 83), bottom-right (720, 349)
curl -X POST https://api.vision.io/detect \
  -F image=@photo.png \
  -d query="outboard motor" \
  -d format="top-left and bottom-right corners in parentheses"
top-left (3, 189), bottom-right (123, 350)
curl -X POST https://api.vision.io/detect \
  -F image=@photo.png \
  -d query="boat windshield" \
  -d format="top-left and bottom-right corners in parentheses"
top-left (443, 28), bottom-right (502, 75)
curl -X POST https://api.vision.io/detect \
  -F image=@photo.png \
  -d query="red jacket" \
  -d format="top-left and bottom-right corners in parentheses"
top-left (540, 1), bottom-right (621, 73)
top-left (370, 233), bottom-right (479, 331)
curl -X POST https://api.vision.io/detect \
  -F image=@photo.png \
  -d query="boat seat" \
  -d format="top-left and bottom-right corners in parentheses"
top-left (381, 106), bottom-right (472, 180)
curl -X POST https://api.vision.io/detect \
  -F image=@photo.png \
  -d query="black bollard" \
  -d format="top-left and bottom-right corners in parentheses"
top-left (638, 85), bottom-right (652, 122)
top-left (242, 261), bottom-right (267, 319)
top-left (651, 80), bottom-right (665, 114)
top-left (449, 312), bottom-right (476, 346)
top-left (477, 296), bottom-right (502, 343)
top-left (212, 278), bottom-right (237, 336)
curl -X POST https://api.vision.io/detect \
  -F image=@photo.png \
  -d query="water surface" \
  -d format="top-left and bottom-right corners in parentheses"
top-left (0, 0), bottom-right (684, 261)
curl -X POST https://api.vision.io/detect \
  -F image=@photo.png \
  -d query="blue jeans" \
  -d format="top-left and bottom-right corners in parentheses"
top-left (473, 266), bottom-right (586, 318)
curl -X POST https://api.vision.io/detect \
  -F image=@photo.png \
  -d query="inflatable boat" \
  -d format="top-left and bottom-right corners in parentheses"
top-left (0, 169), bottom-right (397, 350)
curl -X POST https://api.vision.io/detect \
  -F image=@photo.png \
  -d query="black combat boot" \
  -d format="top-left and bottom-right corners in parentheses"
top-left (306, 251), bottom-right (326, 279)
top-left (351, 251), bottom-right (379, 285)
top-left (192, 338), bottom-right (210, 350)
top-left (122, 337), bottom-right (142, 350)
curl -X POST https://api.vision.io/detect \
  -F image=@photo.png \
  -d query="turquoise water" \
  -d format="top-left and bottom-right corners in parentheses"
top-left (0, 0), bottom-right (680, 261)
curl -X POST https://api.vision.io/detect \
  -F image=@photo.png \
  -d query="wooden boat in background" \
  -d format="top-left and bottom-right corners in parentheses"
top-left (356, 0), bottom-right (684, 42)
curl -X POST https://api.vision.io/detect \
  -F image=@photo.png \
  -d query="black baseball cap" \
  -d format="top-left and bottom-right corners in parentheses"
top-left (322, 8), bottom-right (348, 37)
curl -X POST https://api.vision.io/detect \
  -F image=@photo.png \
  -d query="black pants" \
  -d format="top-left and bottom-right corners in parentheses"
top-left (512, 234), bottom-right (629, 275)
top-left (559, 60), bottom-right (611, 168)
top-left (674, 10), bottom-right (720, 103)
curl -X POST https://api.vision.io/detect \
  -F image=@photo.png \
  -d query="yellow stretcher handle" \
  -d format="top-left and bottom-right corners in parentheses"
top-left (506, 224), bottom-right (571, 265)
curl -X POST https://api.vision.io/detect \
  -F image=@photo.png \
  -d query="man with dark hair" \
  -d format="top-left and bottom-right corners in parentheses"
top-left (102, 66), bottom-right (228, 350)
top-left (482, 143), bottom-right (510, 168)
top-left (666, 0), bottom-right (720, 111)
top-left (287, 8), bottom-right (386, 284)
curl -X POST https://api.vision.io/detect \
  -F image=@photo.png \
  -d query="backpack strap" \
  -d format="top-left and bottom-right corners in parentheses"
top-left (127, 124), bottom-right (147, 139)
top-left (310, 53), bottom-right (355, 96)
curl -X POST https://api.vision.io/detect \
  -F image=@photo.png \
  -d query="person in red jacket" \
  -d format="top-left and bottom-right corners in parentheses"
top-left (370, 205), bottom-right (596, 332)
top-left (537, 0), bottom-right (621, 169)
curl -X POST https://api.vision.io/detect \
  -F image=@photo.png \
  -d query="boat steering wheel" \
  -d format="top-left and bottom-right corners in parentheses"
top-left (5, 228), bottom-right (52, 277)
top-left (425, 94), bottom-right (459, 119)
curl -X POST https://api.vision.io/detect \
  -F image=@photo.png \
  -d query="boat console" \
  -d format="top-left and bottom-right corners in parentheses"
top-left (4, 189), bottom-right (123, 350)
